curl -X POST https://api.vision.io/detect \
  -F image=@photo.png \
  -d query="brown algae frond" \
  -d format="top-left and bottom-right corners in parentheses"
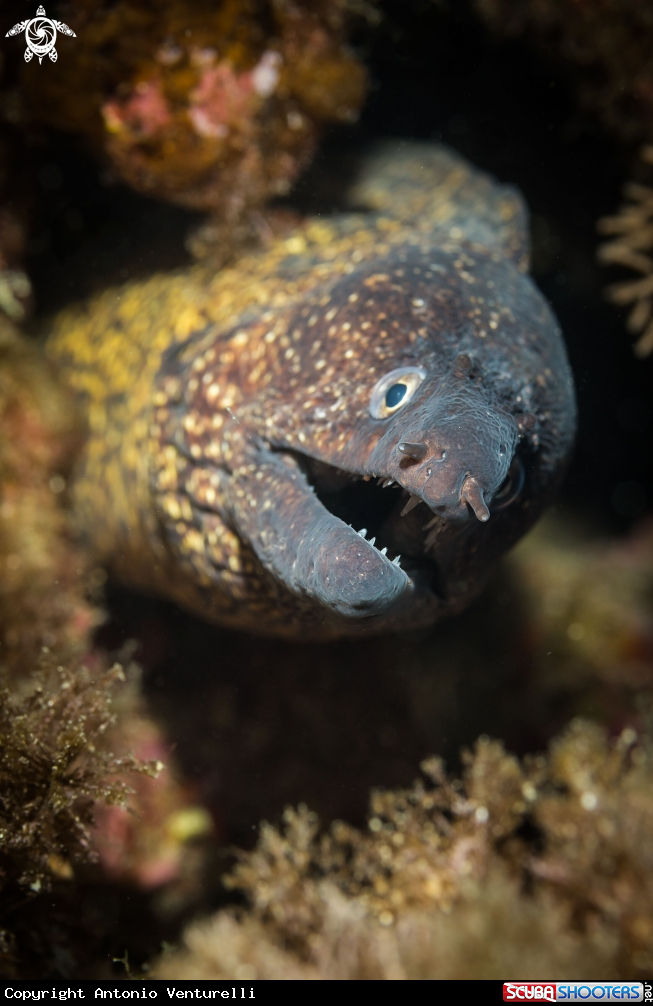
top-left (0, 656), bottom-right (151, 903)
top-left (153, 720), bottom-right (653, 979)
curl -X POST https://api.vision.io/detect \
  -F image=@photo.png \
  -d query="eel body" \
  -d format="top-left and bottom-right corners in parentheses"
top-left (47, 142), bottom-right (576, 639)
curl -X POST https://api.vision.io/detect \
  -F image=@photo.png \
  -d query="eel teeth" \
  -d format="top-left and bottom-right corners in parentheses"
top-left (392, 555), bottom-right (402, 566)
top-left (381, 547), bottom-right (388, 556)
top-left (400, 494), bottom-right (423, 517)
top-left (382, 479), bottom-right (395, 488)
top-left (357, 528), bottom-right (368, 538)
top-left (423, 515), bottom-right (440, 531)
top-left (369, 536), bottom-right (376, 546)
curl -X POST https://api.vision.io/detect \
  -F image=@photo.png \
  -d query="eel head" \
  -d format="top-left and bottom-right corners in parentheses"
top-left (152, 244), bottom-right (570, 635)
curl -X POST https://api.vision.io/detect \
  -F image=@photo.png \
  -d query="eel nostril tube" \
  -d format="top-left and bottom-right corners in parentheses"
top-left (398, 442), bottom-right (429, 460)
top-left (461, 475), bottom-right (491, 522)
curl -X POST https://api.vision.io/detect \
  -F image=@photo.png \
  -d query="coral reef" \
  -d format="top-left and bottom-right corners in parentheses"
top-left (153, 873), bottom-right (601, 980)
top-left (0, 322), bottom-right (211, 976)
top-left (0, 648), bottom-right (214, 978)
top-left (0, 656), bottom-right (148, 976)
top-left (21, 0), bottom-right (367, 248)
top-left (153, 719), bottom-right (653, 979)
top-left (0, 653), bottom-right (217, 978)
top-left (139, 515), bottom-right (653, 979)
top-left (474, 0), bottom-right (653, 144)
top-left (0, 320), bottom-right (94, 674)
top-left (598, 146), bottom-right (653, 357)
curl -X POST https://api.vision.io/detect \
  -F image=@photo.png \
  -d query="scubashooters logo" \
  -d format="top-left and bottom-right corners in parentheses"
top-left (503, 985), bottom-right (644, 1002)
top-left (5, 5), bottom-right (76, 64)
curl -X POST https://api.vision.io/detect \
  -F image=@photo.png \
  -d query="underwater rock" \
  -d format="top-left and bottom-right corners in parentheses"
top-left (152, 719), bottom-right (653, 979)
top-left (0, 321), bottom-right (97, 673)
top-left (21, 0), bottom-right (366, 233)
top-left (0, 646), bottom-right (209, 976)
top-left (0, 657), bottom-right (150, 977)
top-left (46, 141), bottom-right (576, 639)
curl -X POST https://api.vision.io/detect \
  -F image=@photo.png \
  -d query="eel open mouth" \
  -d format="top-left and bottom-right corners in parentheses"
top-left (293, 453), bottom-right (449, 601)
top-left (234, 438), bottom-right (526, 624)
top-left (232, 439), bottom-right (520, 623)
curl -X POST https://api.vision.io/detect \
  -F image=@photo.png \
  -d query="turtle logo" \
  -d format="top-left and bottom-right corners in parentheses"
top-left (5, 5), bottom-right (76, 64)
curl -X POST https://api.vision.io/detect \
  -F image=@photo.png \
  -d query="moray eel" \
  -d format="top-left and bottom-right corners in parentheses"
top-left (48, 142), bottom-right (576, 639)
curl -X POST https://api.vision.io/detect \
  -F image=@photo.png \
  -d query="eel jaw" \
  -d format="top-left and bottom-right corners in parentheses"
top-left (285, 453), bottom-right (416, 618)
top-left (226, 448), bottom-right (414, 623)
top-left (293, 452), bottom-right (449, 605)
top-left (289, 509), bottom-right (413, 619)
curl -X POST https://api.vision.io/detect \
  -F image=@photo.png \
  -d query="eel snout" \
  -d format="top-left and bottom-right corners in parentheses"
top-left (397, 444), bottom-right (492, 523)
top-left (369, 390), bottom-right (520, 526)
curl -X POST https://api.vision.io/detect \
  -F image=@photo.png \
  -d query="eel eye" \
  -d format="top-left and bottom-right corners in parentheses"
top-left (492, 456), bottom-right (525, 510)
top-left (369, 367), bottom-right (426, 419)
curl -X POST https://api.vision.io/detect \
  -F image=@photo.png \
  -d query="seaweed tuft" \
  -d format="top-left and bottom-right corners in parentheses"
top-left (0, 656), bottom-right (154, 912)
top-left (153, 719), bottom-right (653, 979)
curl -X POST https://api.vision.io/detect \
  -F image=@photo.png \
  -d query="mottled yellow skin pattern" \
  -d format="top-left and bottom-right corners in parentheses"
top-left (47, 142), bottom-right (554, 638)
